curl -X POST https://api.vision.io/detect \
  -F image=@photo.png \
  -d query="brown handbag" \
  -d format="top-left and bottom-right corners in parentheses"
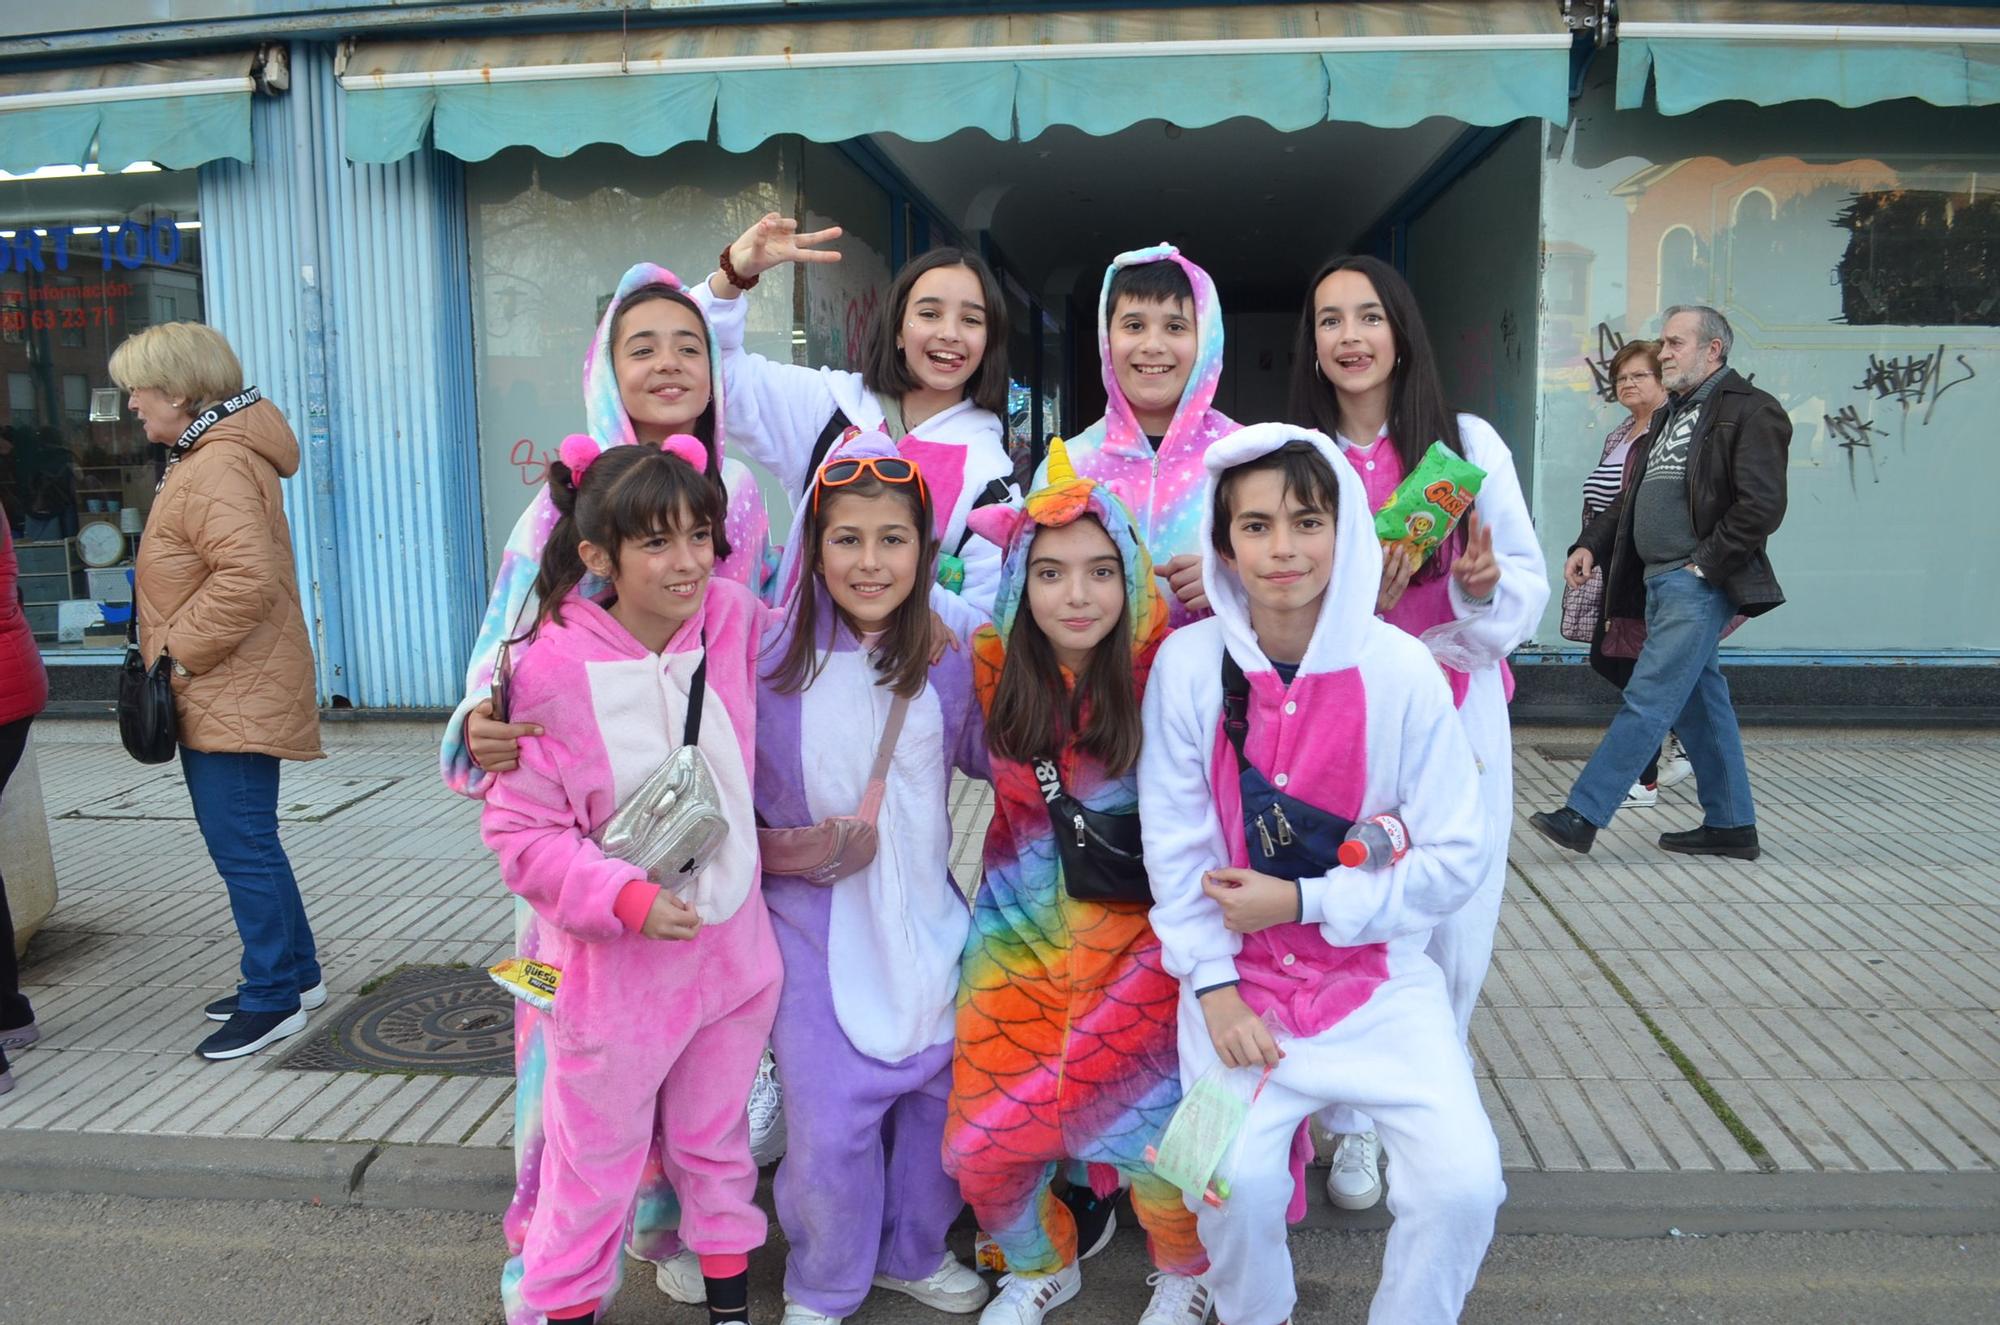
top-left (757, 693), bottom-right (908, 885)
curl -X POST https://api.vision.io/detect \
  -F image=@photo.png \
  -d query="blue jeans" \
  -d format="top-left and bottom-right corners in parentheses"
top-left (180, 747), bottom-right (321, 1013)
top-left (1568, 568), bottom-right (1757, 829)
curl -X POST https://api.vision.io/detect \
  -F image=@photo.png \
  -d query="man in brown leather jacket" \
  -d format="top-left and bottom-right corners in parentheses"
top-left (1532, 305), bottom-right (1789, 860)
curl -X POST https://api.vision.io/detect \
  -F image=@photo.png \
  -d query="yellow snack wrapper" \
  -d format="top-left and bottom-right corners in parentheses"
top-left (489, 957), bottom-right (561, 1012)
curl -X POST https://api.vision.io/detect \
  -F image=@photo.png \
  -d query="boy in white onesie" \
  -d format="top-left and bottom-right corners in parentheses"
top-left (1139, 422), bottom-right (1503, 1325)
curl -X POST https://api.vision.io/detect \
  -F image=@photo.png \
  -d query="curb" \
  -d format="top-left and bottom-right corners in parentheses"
top-left (5, 1130), bottom-right (1998, 1236)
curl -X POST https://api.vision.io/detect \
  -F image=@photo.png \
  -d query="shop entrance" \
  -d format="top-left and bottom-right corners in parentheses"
top-left (869, 111), bottom-right (1540, 470)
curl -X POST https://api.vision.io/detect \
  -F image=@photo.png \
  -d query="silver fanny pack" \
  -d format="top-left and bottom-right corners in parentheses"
top-left (590, 637), bottom-right (731, 892)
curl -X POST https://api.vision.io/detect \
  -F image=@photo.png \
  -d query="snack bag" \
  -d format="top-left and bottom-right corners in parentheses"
top-left (1373, 440), bottom-right (1486, 565)
top-left (935, 550), bottom-right (967, 595)
top-left (973, 1230), bottom-right (1009, 1273)
top-left (490, 957), bottom-right (561, 1011)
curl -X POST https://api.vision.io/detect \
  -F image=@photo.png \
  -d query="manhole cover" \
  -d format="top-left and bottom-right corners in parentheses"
top-left (276, 965), bottom-right (513, 1076)
top-left (1533, 744), bottom-right (1600, 763)
top-left (64, 770), bottom-right (402, 823)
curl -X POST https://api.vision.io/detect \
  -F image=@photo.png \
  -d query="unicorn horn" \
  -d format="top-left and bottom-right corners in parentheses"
top-left (1043, 435), bottom-right (1079, 486)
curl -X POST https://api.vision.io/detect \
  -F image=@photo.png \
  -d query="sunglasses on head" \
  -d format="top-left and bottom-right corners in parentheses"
top-left (812, 455), bottom-right (928, 515)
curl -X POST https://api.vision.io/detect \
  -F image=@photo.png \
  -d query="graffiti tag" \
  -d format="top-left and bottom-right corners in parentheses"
top-left (1853, 346), bottom-right (1977, 425)
top-left (510, 437), bottom-right (556, 488)
top-left (1585, 322), bottom-right (1628, 402)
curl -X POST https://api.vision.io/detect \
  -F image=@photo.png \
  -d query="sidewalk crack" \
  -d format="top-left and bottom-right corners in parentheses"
top-left (1510, 862), bottom-right (1779, 1174)
top-left (347, 1143), bottom-right (386, 1204)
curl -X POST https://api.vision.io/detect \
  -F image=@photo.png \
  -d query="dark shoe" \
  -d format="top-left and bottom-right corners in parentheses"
top-left (1530, 808), bottom-right (1597, 854)
top-left (1059, 1181), bottom-right (1120, 1261)
top-left (205, 978), bottom-right (328, 1022)
top-left (197, 1007), bottom-right (307, 1060)
top-left (1659, 824), bottom-right (1760, 860)
top-left (0, 1020), bottom-right (39, 1052)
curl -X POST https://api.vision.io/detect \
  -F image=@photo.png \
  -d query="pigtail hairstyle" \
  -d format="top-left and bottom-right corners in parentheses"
top-left (986, 516), bottom-right (1143, 777)
top-left (771, 468), bottom-right (939, 701)
top-left (1287, 253), bottom-right (1462, 582)
top-left (861, 247), bottom-right (1012, 417)
top-left (526, 439), bottom-right (728, 636)
top-left (607, 283), bottom-right (733, 563)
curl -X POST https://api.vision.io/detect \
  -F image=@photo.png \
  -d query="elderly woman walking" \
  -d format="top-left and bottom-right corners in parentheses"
top-left (1566, 339), bottom-right (1689, 806)
top-left (112, 323), bottom-right (326, 1061)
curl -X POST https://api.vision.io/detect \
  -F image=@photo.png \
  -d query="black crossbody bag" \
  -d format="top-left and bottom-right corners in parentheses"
top-left (1032, 755), bottom-right (1152, 904)
top-left (1220, 653), bottom-right (1354, 880)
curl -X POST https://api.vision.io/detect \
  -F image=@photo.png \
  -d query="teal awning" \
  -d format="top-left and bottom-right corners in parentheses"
top-left (339, 3), bottom-right (1572, 164)
top-left (0, 52), bottom-right (260, 175)
top-left (1618, 2), bottom-right (2000, 115)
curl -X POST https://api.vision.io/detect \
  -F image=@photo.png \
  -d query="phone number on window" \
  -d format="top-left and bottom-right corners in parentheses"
top-left (0, 306), bottom-right (117, 332)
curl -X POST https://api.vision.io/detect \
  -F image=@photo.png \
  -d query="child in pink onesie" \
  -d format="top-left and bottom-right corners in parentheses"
top-left (483, 435), bottom-right (782, 1325)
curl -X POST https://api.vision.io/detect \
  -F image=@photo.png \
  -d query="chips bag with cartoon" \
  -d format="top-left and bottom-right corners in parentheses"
top-left (1373, 441), bottom-right (1486, 565)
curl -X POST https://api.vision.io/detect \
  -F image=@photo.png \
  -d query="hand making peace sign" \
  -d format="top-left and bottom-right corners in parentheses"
top-left (1450, 510), bottom-right (1500, 600)
top-left (714, 212), bottom-right (845, 297)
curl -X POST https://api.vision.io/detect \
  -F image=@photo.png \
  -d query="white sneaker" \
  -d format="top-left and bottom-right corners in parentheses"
top-left (1657, 734), bottom-right (1694, 789)
top-left (1621, 781), bottom-right (1659, 810)
top-left (978, 1263), bottom-right (1081, 1324)
top-left (653, 1248), bottom-right (706, 1304)
top-left (874, 1252), bottom-right (990, 1313)
top-left (781, 1302), bottom-right (844, 1325)
top-left (1137, 1272), bottom-right (1213, 1325)
top-left (1325, 1130), bottom-right (1383, 1211)
top-left (748, 1050), bottom-right (786, 1166)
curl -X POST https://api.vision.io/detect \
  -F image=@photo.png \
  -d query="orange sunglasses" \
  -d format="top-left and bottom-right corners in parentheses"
top-left (811, 455), bottom-right (929, 516)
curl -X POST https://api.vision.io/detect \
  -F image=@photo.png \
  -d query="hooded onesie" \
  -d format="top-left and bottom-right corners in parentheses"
top-left (481, 577), bottom-right (780, 1325)
top-left (442, 261), bottom-right (776, 799)
top-left (1139, 423), bottom-right (1504, 1325)
top-left (1322, 415), bottom-right (1549, 1144)
top-left (754, 430), bottom-right (992, 1318)
top-left (689, 277), bottom-right (1011, 639)
top-left (941, 441), bottom-right (1206, 1281)
top-left (1036, 244), bottom-right (1235, 630)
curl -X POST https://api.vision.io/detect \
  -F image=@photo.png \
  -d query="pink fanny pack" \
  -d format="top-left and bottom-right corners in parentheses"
top-left (757, 692), bottom-right (908, 885)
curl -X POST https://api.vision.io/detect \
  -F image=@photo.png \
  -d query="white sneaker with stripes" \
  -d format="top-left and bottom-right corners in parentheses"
top-left (978, 1262), bottom-right (1082, 1324)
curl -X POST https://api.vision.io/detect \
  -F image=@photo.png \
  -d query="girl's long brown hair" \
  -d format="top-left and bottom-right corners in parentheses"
top-left (608, 283), bottom-right (732, 562)
top-left (985, 516), bottom-right (1143, 777)
top-left (769, 471), bottom-right (938, 700)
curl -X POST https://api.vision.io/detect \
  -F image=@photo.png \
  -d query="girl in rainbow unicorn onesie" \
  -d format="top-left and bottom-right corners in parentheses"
top-left (690, 213), bottom-right (1015, 638)
top-left (482, 436), bottom-right (779, 1325)
top-left (1140, 423), bottom-right (1504, 1325)
top-left (754, 431), bottom-right (993, 1325)
top-left (1040, 245), bottom-right (1236, 629)
top-left (943, 439), bottom-right (1212, 1325)
top-left (1287, 256), bottom-right (1550, 1214)
top-left (441, 263), bottom-right (778, 1308)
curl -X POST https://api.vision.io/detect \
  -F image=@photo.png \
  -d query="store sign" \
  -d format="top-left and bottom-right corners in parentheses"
top-left (4, 219), bottom-right (184, 273)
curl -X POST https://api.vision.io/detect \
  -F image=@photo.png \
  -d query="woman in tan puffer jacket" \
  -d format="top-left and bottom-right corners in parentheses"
top-left (114, 322), bottom-right (326, 1063)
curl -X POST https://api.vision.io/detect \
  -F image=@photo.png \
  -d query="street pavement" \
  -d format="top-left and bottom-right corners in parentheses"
top-left (2, 1190), bottom-right (1995, 1324)
top-left (3, 719), bottom-right (1997, 1223)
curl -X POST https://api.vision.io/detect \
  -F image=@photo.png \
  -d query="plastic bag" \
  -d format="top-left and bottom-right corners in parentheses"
top-left (1147, 1015), bottom-right (1290, 1208)
top-left (1374, 441), bottom-right (1486, 566)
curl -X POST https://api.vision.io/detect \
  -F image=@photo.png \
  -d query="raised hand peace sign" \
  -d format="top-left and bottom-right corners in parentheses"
top-left (1450, 510), bottom-right (1500, 600)
top-left (715, 212), bottom-right (844, 295)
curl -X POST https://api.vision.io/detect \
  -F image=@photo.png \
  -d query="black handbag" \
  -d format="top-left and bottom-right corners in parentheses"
top-left (117, 614), bottom-right (178, 764)
top-left (1220, 653), bottom-right (1354, 881)
top-left (1033, 755), bottom-right (1152, 903)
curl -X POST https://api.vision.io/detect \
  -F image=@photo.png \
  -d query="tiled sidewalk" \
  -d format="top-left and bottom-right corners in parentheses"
top-left (5, 720), bottom-right (1996, 1179)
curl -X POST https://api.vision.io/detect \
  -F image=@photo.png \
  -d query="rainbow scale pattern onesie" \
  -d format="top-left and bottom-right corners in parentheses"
top-left (942, 442), bottom-right (1205, 1279)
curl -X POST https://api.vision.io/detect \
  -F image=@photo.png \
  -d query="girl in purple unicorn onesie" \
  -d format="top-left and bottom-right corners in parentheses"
top-left (755, 431), bottom-right (993, 1325)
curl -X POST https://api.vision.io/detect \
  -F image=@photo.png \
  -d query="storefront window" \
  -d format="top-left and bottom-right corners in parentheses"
top-left (465, 140), bottom-right (800, 570)
top-left (1537, 78), bottom-right (2000, 652)
top-left (0, 164), bottom-right (201, 652)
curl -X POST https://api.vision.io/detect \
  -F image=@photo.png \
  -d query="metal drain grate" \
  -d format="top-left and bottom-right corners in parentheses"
top-left (1533, 744), bottom-right (1600, 763)
top-left (276, 964), bottom-right (513, 1077)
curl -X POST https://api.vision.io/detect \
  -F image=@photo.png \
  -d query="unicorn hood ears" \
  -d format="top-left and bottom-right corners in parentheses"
top-left (975, 436), bottom-right (1168, 655)
top-left (581, 263), bottom-right (726, 473)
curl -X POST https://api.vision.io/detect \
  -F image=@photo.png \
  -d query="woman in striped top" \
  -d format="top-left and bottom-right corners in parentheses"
top-left (1568, 339), bottom-right (1680, 804)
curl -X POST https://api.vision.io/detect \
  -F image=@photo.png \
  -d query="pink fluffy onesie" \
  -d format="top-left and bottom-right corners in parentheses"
top-left (483, 579), bottom-right (781, 1325)
top-left (753, 432), bottom-right (991, 1319)
top-left (1139, 423), bottom-right (1504, 1325)
top-left (1037, 244), bottom-right (1236, 630)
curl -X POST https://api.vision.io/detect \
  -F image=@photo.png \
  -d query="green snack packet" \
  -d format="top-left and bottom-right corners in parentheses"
top-left (1373, 440), bottom-right (1487, 566)
top-left (935, 550), bottom-right (966, 595)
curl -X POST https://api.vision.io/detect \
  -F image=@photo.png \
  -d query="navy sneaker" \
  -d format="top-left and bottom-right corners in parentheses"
top-left (197, 1007), bottom-right (307, 1060)
top-left (205, 979), bottom-right (328, 1022)
top-left (1530, 807), bottom-right (1598, 854)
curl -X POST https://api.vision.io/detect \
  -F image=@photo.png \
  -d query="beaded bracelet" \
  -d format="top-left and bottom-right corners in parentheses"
top-left (719, 244), bottom-right (759, 292)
